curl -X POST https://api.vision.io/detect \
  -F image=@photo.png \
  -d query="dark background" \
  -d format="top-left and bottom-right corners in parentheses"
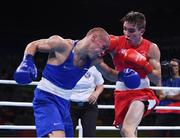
top-left (0, 0), bottom-right (180, 137)
top-left (1, 0), bottom-right (180, 79)
top-left (0, 0), bottom-right (180, 57)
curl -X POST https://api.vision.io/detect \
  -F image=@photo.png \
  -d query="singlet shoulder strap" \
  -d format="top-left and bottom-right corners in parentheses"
top-left (73, 40), bottom-right (79, 47)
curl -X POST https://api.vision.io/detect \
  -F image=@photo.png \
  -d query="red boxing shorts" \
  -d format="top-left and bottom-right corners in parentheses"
top-left (113, 88), bottom-right (159, 127)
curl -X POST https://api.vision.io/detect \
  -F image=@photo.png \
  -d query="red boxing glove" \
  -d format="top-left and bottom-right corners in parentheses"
top-left (100, 35), bottom-right (118, 57)
top-left (121, 49), bottom-right (153, 73)
top-left (109, 35), bottom-right (118, 51)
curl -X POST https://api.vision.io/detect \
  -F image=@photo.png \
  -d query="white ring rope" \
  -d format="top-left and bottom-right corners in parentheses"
top-left (0, 125), bottom-right (35, 130)
top-left (0, 101), bottom-right (33, 107)
top-left (0, 125), bottom-right (180, 130)
top-left (0, 79), bottom-right (180, 132)
top-left (0, 101), bottom-right (180, 110)
top-left (1, 79), bottom-right (180, 90)
top-left (0, 79), bottom-right (38, 85)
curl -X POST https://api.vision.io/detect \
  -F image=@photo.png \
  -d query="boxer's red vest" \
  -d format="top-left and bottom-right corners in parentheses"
top-left (109, 35), bottom-right (151, 78)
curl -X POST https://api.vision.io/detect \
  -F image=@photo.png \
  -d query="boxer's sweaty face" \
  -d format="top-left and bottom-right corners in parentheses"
top-left (89, 37), bottom-right (109, 59)
top-left (123, 21), bottom-right (143, 46)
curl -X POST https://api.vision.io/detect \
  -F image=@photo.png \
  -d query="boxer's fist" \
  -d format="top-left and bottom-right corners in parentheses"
top-left (14, 54), bottom-right (37, 85)
top-left (121, 49), bottom-right (153, 73)
top-left (118, 68), bottom-right (140, 89)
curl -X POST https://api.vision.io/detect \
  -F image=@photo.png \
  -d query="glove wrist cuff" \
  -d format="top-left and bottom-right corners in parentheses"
top-left (117, 70), bottom-right (124, 81)
top-left (23, 54), bottom-right (34, 61)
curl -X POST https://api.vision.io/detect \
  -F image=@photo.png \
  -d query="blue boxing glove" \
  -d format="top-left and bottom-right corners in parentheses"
top-left (13, 54), bottom-right (37, 85)
top-left (118, 68), bottom-right (140, 89)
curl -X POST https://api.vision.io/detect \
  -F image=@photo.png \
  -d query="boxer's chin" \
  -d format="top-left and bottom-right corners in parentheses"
top-left (126, 38), bottom-right (131, 43)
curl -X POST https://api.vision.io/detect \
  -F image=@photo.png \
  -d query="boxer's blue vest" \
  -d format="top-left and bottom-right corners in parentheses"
top-left (42, 41), bottom-right (91, 89)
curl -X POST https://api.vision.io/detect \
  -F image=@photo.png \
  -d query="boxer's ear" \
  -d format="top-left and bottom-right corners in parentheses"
top-left (139, 28), bottom-right (145, 35)
top-left (91, 33), bottom-right (98, 42)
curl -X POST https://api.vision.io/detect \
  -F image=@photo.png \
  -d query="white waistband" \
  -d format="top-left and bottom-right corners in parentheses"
top-left (115, 77), bottom-right (150, 91)
top-left (37, 77), bottom-right (72, 100)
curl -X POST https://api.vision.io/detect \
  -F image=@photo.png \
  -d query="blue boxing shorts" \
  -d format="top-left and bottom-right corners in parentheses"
top-left (33, 88), bottom-right (74, 137)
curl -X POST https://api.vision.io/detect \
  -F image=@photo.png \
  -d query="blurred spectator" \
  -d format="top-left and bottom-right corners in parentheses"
top-left (155, 58), bottom-right (180, 137)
